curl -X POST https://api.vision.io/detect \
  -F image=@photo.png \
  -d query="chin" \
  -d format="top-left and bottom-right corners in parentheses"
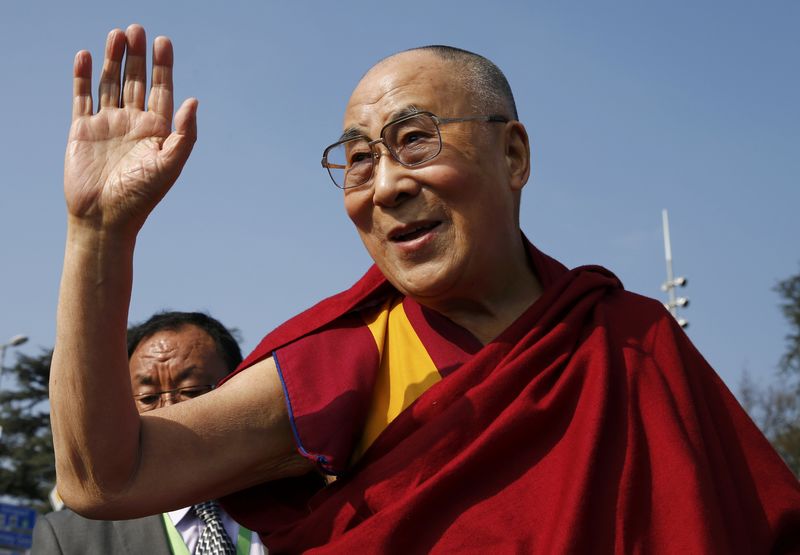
top-left (387, 265), bottom-right (460, 303)
top-left (368, 240), bottom-right (463, 300)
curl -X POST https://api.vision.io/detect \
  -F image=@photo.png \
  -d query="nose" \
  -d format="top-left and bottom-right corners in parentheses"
top-left (160, 393), bottom-right (178, 408)
top-left (371, 143), bottom-right (422, 208)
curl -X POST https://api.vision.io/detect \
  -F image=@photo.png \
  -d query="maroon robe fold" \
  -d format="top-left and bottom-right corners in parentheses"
top-left (220, 242), bottom-right (800, 554)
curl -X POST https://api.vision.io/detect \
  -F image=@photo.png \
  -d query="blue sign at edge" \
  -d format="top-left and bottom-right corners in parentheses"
top-left (0, 502), bottom-right (37, 550)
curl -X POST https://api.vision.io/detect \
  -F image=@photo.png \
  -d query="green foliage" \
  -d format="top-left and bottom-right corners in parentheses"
top-left (771, 268), bottom-right (800, 476)
top-left (0, 350), bottom-right (55, 513)
top-left (740, 372), bottom-right (800, 476)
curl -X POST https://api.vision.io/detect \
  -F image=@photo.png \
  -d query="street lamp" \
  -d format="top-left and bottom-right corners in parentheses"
top-left (661, 210), bottom-right (690, 328)
top-left (0, 334), bottom-right (29, 389)
top-left (0, 334), bottom-right (28, 440)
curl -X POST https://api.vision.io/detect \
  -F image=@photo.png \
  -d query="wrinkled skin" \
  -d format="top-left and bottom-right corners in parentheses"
top-left (64, 25), bottom-right (197, 236)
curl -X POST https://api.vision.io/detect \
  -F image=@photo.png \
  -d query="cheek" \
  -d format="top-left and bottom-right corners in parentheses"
top-left (344, 190), bottom-right (384, 262)
top-left (417, 161), bottom-right (466, 192)
top-left (343, 190), bottom-right (373, 233)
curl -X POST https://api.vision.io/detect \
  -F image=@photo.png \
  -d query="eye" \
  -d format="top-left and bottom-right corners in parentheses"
top-left (135, 395), bottom-right (159, 407)
top-left (405, 133), bottom-right (424, 146)
top-left (180, 387), bottom-right (208, 399)
top-left (400, 129), bottom-right (422, 144)
top-left (348, 150), bottom-right (372, 165)
top-left (397, 127), bottom-right (435, 147)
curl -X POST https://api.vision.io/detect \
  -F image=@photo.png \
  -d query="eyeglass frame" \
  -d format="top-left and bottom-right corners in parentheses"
top-left (321, 111), bottom-right (510, 189)
top-left (133, 384), bottom-right (216, 409)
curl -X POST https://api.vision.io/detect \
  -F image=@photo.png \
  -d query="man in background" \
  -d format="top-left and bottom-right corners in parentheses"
top-left (33, 312), bottom-right (264, 554)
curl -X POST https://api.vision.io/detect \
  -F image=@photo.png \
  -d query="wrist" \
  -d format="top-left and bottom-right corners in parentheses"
top-left (66, 214), bottom-right (138, 253)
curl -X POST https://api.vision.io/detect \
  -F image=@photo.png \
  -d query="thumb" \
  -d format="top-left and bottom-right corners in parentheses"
top-left (159, 97), bottom-right (198, 174)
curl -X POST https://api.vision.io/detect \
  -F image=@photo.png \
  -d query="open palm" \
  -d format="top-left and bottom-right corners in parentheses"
top-left (64, 25), bottom-right (197, 234)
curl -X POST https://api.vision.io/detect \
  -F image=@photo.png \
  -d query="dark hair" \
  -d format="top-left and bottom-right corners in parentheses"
top-left (127, 312), bottom-right (243, 372)
top-left (398, 45), bottom-right (518, 120)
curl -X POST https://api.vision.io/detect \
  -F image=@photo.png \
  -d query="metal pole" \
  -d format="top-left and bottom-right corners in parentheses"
top-left (662, 209), bottom-right (677, 317)
top-left (661, 210), bottom-right (689, 328)
top-left (0, 335), bottom-right (28, 390)
top-left (0, 335), bottom-right (28, 439)
top-left (0, 343), bottom-right (7, 390)
top-left (0, 343), bottom-right (6, 440)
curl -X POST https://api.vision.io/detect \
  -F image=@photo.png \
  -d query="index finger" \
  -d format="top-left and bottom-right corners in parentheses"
top-left (147, 36), bottom-right (174, 122)
top-left (72, 50), bottom-right (93, 121)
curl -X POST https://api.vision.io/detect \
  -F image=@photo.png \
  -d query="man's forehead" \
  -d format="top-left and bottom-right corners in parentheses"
top-left (128, 327), bottom-right (220, 375)
top-left (343, 51), bottom-right (467, 132)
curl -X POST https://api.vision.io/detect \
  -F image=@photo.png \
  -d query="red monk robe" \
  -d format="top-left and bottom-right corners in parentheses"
top-left (220, 241), bottom-right (800, 554)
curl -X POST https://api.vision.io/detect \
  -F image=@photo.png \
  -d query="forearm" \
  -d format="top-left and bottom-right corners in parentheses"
top-left (51, 218), bottom-right (141, 509)
top-left (53, 24), bottom-right (204, 515)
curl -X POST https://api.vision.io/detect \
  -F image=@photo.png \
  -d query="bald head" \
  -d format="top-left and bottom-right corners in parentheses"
top-left (373, 45), bottom-right (518, 121)
top-left (341, 45), bottom-right (532, 317)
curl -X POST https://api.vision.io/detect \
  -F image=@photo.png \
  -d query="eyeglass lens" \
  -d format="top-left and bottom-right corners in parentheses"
top-left (134, 385), bottom-right (213, 409)
top-left (326, 113), bottom-right (442, 189)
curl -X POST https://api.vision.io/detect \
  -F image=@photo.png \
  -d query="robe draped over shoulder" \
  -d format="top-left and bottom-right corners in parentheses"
top-left (220, 241), bottom-right (800, 554)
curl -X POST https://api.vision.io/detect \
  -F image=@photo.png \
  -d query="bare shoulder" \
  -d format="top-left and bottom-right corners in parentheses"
top-left (209, 355), bottom-right (302, 438)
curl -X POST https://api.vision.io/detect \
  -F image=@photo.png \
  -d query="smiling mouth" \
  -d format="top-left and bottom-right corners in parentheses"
top-left (390, 222), bottom-right (441, 242)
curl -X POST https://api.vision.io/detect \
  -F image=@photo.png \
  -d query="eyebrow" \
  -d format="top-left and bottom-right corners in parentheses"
top-left (338, 105), bottom-right (422, 142)
top-left (136, 375), bottom-right (155, 386)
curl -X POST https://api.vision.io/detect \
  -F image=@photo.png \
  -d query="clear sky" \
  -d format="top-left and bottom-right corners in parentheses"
top-left (0, 1), bottom-right (798, 397)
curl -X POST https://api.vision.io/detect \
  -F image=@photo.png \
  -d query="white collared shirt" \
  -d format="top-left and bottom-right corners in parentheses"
top-left (166, 505), bottom-right (265, 554)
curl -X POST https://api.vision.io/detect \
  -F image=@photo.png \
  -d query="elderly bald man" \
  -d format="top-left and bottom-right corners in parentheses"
top-left (51, 24), bottom-right (799, 553)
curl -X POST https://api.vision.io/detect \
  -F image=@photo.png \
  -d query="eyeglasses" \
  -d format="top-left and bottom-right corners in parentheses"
top-left (321, 111), bottom-right (509, 189)
top-left (133, 384), bottom-right (215, 411)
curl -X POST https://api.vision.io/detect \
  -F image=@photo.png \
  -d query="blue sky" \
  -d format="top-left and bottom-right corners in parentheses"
top-left (0, 1), bottom-right (798, 397)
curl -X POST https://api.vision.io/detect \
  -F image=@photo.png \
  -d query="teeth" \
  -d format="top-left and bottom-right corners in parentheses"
top-left (393, 223), bottom-right (437, 241)
top-left (402, 226), bottom-right (424, 237)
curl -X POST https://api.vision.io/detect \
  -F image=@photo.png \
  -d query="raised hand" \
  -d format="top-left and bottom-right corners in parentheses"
top-left (64, 25), bottom-right (197, 235)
